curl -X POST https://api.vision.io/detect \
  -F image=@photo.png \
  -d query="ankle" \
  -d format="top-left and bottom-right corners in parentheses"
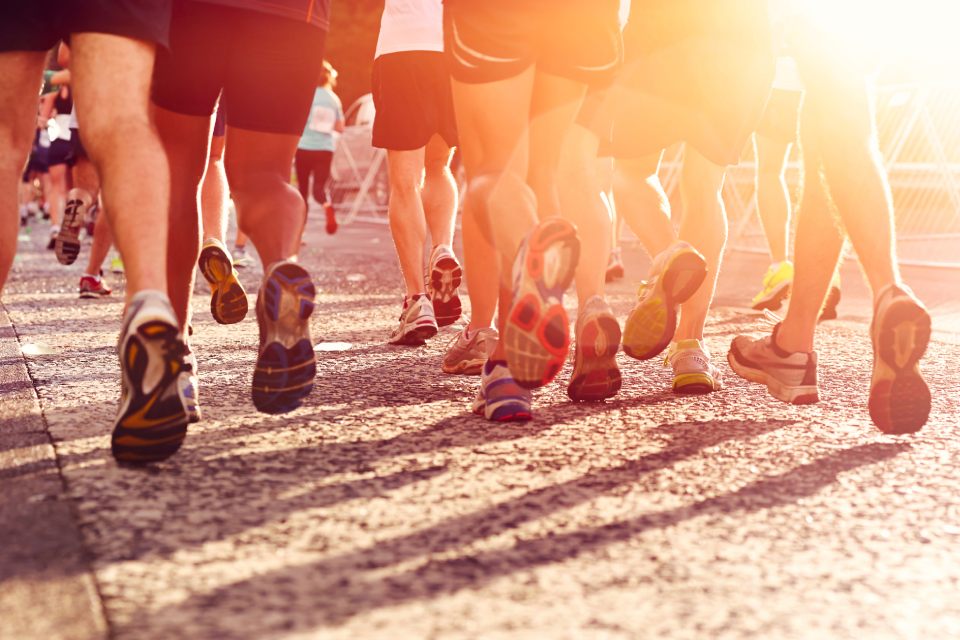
top-left (774, 322), bottom-right (813, 355)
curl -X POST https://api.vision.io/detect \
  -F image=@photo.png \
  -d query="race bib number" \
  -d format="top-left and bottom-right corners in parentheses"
top-left (309, 105), bottom-right (336, 134)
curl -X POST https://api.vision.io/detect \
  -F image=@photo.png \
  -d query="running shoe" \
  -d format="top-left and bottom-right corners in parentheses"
top-left (56, 188), bottom-right (91, 265)
top-left (667, 339), bottom-right (722, 394)
top-left (325, 203), bottom-right (338, 235)
top-left (112, 291), bottom-right (190, 464)
top-left (751, 261), bottom-right (794, 311)
top-left (427, 245), bottom-right (462, 328)
top-left (389, 294), bottom-right (438, 346)
top-left (442, 326), bottom-right (498, 375)
top-left (252, 260), bottom-right (317, 414)
top-left (472, 360), bottom-right (533, 422)
top-left (567, 296), bottom-right (622, 402)
top-left (504, 218), bottom-right (580, 389)
top-left (198, 238), bottom-right (248, 325)
top-left (79, 274), bottom-right (111, 298)
top-left (727, 323), bottom-right (819, 404)
top-left (605, 247), bottom-right (625, 282)
top-left (180, 343), bottom-right (201, 424)
top-left (869, 283), bottom-right (931, 434)
top-left (47, 227), bottom-right (58, 250)
top-left (110, 256), bottom-right (125, 274)
top-left (233, 246), bottom-right (253, 268)
top-left (622, 241), bottom-right (707, 361)
top-left (819, 271), bottom-right (842, 322)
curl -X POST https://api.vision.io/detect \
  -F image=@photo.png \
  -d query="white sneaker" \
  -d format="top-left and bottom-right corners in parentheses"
top-left (667, 338), bottom-right (722, 394)
top-left (388, 295), bottom-right (438, 346)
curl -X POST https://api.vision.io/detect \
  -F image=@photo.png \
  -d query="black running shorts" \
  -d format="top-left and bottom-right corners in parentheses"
top-left (46, 137), bottom-right (75, 168)
top-left (372, 51), bottom-right (458, 151)
top-left (152, 1), bottom-right (326, 135)
top-left (603, 0), bottom-right (775, 166)
top-left (443, 0), bottom-right (621, 86)
top-left (0, 0), bottom-right (171, 52)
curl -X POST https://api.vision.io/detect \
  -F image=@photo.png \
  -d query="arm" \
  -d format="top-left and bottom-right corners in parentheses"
top-left (49, 69), bottom-right (71, 86)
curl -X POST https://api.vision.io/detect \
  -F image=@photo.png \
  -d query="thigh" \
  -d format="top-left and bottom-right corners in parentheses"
top-left (0, 51), bottom-right (47, 161)
top-left (70, 33), bottom-right (156, 135)
top-left (151, 1), bottom-right (225, 119)
top-left (223, 12), bottom-right (325, 135)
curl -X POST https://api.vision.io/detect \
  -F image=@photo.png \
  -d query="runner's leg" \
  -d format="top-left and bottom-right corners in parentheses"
top-left (71, 33), bottom-right (170, 297)
top-left (674, 148), bottom-right (727, 342)
top-left (153, 105), bottom-right (210, 327)
top-left (0, 51), bottom-right (46, 293)
top-left (201, 132), bottom-right (228, 243)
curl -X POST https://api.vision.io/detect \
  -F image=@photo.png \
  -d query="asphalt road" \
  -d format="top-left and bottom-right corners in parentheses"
top-left (1, 214), bottom-right (959, 639)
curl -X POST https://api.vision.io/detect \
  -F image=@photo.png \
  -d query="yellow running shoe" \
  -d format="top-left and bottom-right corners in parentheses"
top-left (622, 241), bottom-right (707, 361)
top-left (751, 261), bottom-right (794, 310)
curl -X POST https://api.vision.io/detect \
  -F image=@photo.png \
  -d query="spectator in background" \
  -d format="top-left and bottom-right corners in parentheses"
top-left (295, 59), bottom-right (344, 238)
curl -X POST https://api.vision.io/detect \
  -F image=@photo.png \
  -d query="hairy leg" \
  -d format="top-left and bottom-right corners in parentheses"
top-left (71, 33), bottom-right (170, 299)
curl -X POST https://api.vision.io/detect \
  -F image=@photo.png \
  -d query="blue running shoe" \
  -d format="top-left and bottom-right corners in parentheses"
top-left (252, 260), bottom-right (317, 414)
top-left (472, 360), bottom-right (533, 422)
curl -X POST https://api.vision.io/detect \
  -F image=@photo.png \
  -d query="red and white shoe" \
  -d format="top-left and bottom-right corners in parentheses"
top-left (79, 275), bottom-right (112, 299)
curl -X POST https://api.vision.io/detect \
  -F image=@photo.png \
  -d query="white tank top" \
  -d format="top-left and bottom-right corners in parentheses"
top-left (375, 0), bottom-right (444, 59)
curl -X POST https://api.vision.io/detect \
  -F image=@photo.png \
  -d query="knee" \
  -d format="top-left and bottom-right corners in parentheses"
top-left (388, 172), bottom-right (422, 201)
top-left (80, 112), bottom-right (151, 158)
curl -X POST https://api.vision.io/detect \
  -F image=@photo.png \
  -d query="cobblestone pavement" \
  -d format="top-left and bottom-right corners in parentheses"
top-left (2, 216), bottom-right (959, 639)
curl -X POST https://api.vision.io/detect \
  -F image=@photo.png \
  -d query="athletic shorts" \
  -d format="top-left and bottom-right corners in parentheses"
top-left (70, 128), bottom-right (88, 160)
top-left (152, 1), bottom-right (326, 135)
top-left (755, 89), bottom-right (802, 145)
top-left (602, 0), bottom-right (775, 166)
top-left (0, 0), bottom-right (171, 52)
top-left (372, 51), bottom-right (457, 151)
top-left (443, 0), bottom-right (621, 86)
top-left (46, 138), bottom-right (75, 167)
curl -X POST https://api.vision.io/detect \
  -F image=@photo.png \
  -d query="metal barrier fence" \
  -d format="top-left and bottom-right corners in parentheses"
top-left (330, 84), bottom-right (960, 269)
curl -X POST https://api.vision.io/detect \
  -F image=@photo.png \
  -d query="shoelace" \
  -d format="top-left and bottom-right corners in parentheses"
top-left (762, 309), bottom-right (783, 326)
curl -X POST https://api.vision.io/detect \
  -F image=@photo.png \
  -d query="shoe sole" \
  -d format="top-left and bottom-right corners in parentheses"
top-left (623, 249), bottom-right (706, 361)
top-left (505, 219), bottom-right (580, 389)
top-left (112, 320), bottom-right (189, 464)
top-left (253, 262), bottom-right (317, 414)
top-left (567, 312), bottom-right (622, 402)
top-left (55, 198), bottom-right (84, 265)
top-left (430, 256), bottom-right (463, 328)
top-left (819, 286), bottom-right (842, 322)
top-left (442, 358), bottom-right (485, 375)
top-left (673, 372), bottom-right (720, 395)
top-left (472, 397), bottom-right (533, 422)
top-left (751, 281), bottom-right (791, 311)
top-left (727, 345), bottom-right (818, 405)
top-left (869, 297), bottom-right (931, 434)
top-left (390, 322), bottom-right (438, 346)
top-left (199, 244), bottom-right (249, 325)
top-left (79, 291), bottom-right (109, 299)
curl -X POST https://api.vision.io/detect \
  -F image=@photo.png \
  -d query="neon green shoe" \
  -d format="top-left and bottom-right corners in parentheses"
top-left (666, 339), bottom-right (723, 394)
top-left (751, 261), bottom-right (794, 311)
